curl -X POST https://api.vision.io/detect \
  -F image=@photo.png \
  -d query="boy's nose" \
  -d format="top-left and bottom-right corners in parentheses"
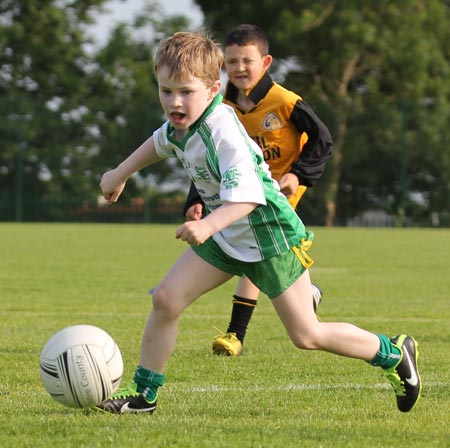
top-left (170, 94), bottom-right (183, 107)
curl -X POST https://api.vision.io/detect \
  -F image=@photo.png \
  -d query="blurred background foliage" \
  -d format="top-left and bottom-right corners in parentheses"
top-left (1, 0), bottom-right (449, 226)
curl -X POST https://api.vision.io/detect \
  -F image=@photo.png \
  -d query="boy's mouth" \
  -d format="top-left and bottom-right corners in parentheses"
top-left (170, 112), bottom-right (186, 124)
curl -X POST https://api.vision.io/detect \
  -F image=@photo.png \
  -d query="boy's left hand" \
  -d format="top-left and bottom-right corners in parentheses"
top-left (278, 173), bottom-right (299, 198)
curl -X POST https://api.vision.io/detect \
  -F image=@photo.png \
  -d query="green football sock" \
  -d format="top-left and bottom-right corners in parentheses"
top-left (134, 365), bottom-right (165, 402)
top-left (368, 334), bottom-right (402, 369)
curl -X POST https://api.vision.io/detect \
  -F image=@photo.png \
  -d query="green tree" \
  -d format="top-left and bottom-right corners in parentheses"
top-left (195, 0), bottom-right (450, 226)
top-left (1, 0), bottom-right (108, 220)
top-left (0, 1), bottom-right (192, 221)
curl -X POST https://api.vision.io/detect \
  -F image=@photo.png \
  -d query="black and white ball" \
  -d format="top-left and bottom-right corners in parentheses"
top-left (39, 325), bottom-right (123, 408)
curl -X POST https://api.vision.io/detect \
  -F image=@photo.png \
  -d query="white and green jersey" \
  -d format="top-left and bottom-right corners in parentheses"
top-left (153, 95), bottom-right (305, 262)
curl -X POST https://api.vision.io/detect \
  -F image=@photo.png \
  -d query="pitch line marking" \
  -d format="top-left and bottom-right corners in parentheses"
top-left (167, 381), bottom-right (445, 393)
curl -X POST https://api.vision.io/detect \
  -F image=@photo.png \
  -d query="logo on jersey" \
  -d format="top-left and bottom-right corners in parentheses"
top-left (222, 167), bottom-right (241, 189)
top-left (195, 166), bottom-right (211, 181)
top-left (262, 112), bottom-right (282, 131)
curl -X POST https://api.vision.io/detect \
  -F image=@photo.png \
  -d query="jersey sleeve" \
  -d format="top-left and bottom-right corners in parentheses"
top-left (152, 122), bottom-right (172, 159)
top-left (289, 100), bottom-right (333, 187)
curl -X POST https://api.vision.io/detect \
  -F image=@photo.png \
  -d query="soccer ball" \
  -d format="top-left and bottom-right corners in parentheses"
top-left (39, 324), bottom-right (123, 408)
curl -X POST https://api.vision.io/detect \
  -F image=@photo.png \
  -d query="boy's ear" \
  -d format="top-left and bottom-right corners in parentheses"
top-left (263, 54), bottom-right (273, 70)
top-left (210, 80), bottom-right (222, 97)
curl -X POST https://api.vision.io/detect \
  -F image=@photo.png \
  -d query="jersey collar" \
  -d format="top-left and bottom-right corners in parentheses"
top-left (167, 94), bottom-right (223, 146)
top-left (224, 71), bottom-right (274, 106)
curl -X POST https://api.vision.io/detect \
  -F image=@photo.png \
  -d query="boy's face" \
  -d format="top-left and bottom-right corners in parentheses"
top-left (224, 44), bottom-right (272, 92)
top-left (157, 66), bottom-right (221, 136)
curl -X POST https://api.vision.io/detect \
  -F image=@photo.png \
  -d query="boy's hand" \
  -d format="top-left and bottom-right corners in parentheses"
top-left (100, 169), bottom-right (127, 203)
top-left (185, 203), bottom-right (203, 221)
top-left (278, 173), bottom-right (299, 198)
top-left (175, 220), bottom-right (213, 246)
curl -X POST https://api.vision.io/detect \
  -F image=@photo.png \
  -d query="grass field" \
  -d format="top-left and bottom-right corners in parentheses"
top-left (1, 223), bottom-right (449, 448)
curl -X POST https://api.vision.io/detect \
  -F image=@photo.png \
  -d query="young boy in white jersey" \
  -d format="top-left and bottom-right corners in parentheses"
top-left (184, 24), bottom-right (333, 356)
top-left (97, 31), bottom-right (421, 415)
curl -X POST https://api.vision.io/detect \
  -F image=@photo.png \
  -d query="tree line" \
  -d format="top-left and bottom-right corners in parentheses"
top-left (1, 0), bottom-right (449, 226)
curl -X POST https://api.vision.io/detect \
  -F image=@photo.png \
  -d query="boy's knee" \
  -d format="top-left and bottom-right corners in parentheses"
top-left (152, 286), bottom-right (180, 318)
top-left (291, 332), bottom-right (320, 350)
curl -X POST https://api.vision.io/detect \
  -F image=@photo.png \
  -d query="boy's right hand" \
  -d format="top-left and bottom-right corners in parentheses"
top-left (100, 168), bottom-right (127, 203)
top-left (175, 219), bottom-right (213, 246)
top-left (185, 203), bottom-right (203, 221)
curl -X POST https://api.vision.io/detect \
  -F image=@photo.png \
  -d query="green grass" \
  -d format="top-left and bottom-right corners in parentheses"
top-left (1, 223), bottom-right (449, 448)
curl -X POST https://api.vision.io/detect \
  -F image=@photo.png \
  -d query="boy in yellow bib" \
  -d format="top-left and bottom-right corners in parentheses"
top-left (184, 25), bottom-right (333, 355)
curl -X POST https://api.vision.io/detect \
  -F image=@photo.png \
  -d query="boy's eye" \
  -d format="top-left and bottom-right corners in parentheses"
top-left (226, 58), bottom-right (253, 65)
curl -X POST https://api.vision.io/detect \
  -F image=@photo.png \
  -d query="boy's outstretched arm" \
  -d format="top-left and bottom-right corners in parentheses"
top-left (176, 201), bottom-right (257, 246)
top-left (101, 136), bottom-right (162, 202)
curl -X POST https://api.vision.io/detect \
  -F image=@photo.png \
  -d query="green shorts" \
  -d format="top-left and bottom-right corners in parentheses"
top-left (192, 232), bottom-right (314, 299)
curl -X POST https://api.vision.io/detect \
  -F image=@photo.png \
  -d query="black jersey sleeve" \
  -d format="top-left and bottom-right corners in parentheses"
top-left (289, 100), bottom-right (333, 187)
top-left (182, 182), bottom-right (204, 217)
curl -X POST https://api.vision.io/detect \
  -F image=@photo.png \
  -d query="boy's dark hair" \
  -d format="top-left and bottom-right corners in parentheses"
top-left (224, 24), bottom-right (269, 56)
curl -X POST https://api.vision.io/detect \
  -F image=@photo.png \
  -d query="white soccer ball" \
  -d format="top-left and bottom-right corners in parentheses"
top-left (39, 324), bottom-right (123, 408)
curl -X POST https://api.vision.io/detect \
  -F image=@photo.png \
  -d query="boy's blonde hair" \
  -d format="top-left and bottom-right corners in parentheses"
top-left (154, 32), bottom-right (223, 87)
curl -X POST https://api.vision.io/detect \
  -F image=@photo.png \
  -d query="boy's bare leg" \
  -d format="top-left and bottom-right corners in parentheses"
top-left (141, 248), bottom-right (233, 372)
top-left (235, 276), bottom-right (261, 299)
top-left (271, 269), bottom-right (421, 412)
top-left (96, 248), bottom-right (233, 414)
top-left (271, 269), bottom-right (379, 360)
